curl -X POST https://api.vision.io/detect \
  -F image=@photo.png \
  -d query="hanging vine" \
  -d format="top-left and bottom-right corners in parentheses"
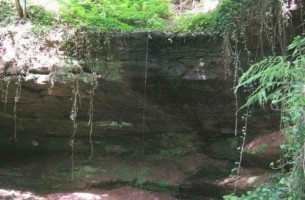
top-left (234, 107), bottom-right (250, 194)
top-left (88, 74), bottom-right (98, 159)
top-left (225, 34), bottom-right (305, 199)
top-left (48, 65), bottom-right (58, 95)
top-left (2, 77), bottom-right (11, 112)
top-left (13, 75), bottom-right (22, 142)
top-left (69, 76), bottom-right (81, 181)
top-left (217, 1), bottom-right (302, 199)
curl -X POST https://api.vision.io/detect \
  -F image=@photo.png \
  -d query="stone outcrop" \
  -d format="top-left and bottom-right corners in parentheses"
top-left (0, 24), bottom-right (239, 146)
top-left (0, 23), bottom-right (280, 198)
top-left (243, 131), bottom-right (284, 168)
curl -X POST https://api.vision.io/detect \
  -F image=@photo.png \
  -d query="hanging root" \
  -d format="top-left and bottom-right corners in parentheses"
top-left (234, 107), bottom-right (250, 194)
top-left (13, 75), bottom-right (22, 143)
top-left (2, 77), bottom-right (11, 112)
top-left (88, 74), bottom-right (98, 159)
top-left (70, 76), bottom-right (80, 181)
top-left (48, 65), bottom-right (58, 95)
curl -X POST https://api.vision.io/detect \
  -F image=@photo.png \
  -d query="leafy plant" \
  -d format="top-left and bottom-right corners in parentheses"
top-left (28, 5), bottom-right (56, 26)
top-left (27, 5), bottom-right (57, 34)
top-left (175, 0), bottom-right (243, 35)
top-left (234, 34), bottom-right (305, 199)
top-left (0, 0), bottom-right (14, 24)
top-left (59, 0), bottom-right (171, 31)
top-left (224, 178), bottom-right (292, 200)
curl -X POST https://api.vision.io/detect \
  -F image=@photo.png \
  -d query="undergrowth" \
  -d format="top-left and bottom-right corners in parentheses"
top-left (0, 0), bottom-right (57, 34)
top-left (224, 177), bottom-right (292, 200)
top-left (27, 5), bottom-right (57, 34)
top-left (59, 0), bottom-right (171, 31)
top-left (174, 0), bottom-right (243, 34)
top-left (226, 34), bottom-right (305, 200)
top-left (204, 0), bottom-right (305, 199)
top-left (0, 1), bottom-right (15, 25)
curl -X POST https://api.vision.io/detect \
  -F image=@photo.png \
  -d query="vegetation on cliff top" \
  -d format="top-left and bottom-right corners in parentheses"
top-left (59, 0), bottom-right (172, 31)
top-left (1, 0), bottom-right (225, 33)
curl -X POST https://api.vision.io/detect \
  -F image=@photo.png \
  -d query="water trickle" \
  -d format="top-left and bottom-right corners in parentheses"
top-left (140, 33), bottom-right (150, 188)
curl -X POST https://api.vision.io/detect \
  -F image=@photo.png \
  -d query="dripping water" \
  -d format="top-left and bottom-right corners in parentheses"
top-left (140, 33), bottom-right (150, 189)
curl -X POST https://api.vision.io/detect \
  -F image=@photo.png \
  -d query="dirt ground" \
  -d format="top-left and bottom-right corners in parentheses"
top-left (0, 187), bottom-right (177, 200)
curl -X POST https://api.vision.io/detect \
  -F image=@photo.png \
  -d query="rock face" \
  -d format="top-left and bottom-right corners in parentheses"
top-left (0, 27), bottom-right (237, 146)
top-left (218, 131), bottom-right (284, 191)
top-left (0, 24), bottom-right (279, 199)
top-left (243, 131), bottom-right (284, 168)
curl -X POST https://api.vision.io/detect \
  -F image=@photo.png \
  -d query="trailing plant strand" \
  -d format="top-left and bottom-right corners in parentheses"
top-left (231, 34), bottom-right (305, 199)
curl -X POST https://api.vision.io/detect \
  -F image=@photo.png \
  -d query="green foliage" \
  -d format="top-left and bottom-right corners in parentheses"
top-left (0, 1), bottom-right (57, 33)
top-left (175, 0), bottom-right (243, 35)
top-left (175, 13), bottom-right (208, 32)
top-left (175, 0), bottom-right (283, 65)
top-left (0, 0), bottom-right (14, 24)
top-left (27, 5), bottom-right (57, 34)
top-left (59, 0), bottom-right (171, 31)
top-left (224, 178), bottom-right (292, 200)
top-left (235, 35), bottom-right (305, 125)
top-left (28, 5), bottom-right (56, 26)
top-left (234, 34), bottom-right (305, 199)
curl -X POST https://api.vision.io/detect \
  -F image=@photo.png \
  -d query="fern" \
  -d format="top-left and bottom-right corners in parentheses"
top-left (234, 34), bottom-right (305, 199)
top-left (59, 0), bottom-right (171, 31)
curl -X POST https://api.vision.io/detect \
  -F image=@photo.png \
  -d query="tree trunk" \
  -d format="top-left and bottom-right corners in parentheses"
top-left (23, 0), bottom-right (27, 19)
top-left (15, 0), bottom-right (24, 18)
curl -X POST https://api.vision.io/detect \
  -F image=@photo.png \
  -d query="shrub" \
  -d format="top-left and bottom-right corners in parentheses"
top-left (27, 5), bottom-right (56, 27)
top-left (175, 0), bottom-right (243, 35)
top-left (59, 0), bottom-right (171, 31)
top-left (0, 1), bottom-right (14, 24)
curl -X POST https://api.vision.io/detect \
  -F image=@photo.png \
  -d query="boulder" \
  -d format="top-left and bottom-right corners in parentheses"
top-left (243, 131), bottom-right (284, 168)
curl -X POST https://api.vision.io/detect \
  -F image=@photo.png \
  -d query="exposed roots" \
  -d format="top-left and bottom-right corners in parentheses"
top-left (13, 75), bottom-right (22, 143)
top-left (88, 74), bottom-right (98, 159)
top-left (69, 76), bottom-right (81, 181)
